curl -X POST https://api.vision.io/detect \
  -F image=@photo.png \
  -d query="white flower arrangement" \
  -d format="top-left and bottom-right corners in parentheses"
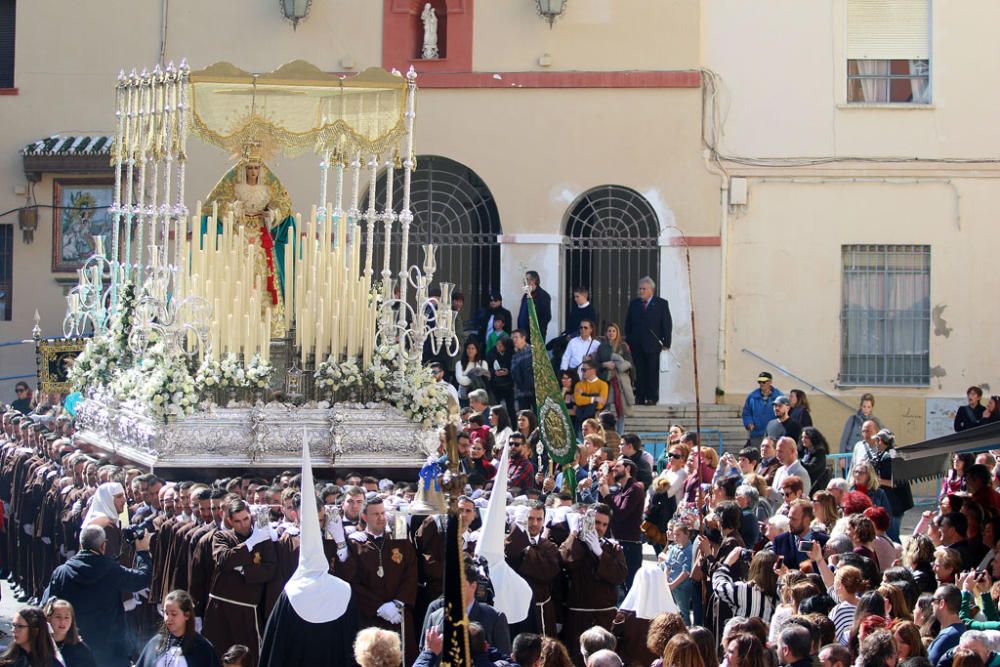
top-left (219, 352), bottom-right (249, 388)
top-left (245, 354), bottom-right (274, 389)
top-left (194, 353), bottom-right (223, 389)
top-left (109, 366), bottom-right (145, 404)
top-left (68, 334), bottom-right (116, 392)
top-left (314, 355), bottom-right (363, 397)
top-left (393, 362), bottom-right (451, 428)
top-left (141, 352), bottom-right (197, 419)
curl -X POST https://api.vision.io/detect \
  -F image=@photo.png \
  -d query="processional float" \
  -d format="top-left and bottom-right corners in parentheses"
top-left (66, 59), bottom-right (459, 471)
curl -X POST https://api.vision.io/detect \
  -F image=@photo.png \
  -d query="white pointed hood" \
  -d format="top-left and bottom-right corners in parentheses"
top-left (284, 431), bottom-right (352, 623)
top-left (83, 482), bottom-right (124, 528)
top-left (474, 442), bottom-right (533, 624)
top-left (619, 564), bottom-right (678, 619)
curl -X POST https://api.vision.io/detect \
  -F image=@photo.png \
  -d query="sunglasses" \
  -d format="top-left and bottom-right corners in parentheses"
top-left (15, 389), bottom-right (26, 394)
top-left (668, 453), bottom-right (683, 460)
top-left (782, 491), bottom-right (797, 497)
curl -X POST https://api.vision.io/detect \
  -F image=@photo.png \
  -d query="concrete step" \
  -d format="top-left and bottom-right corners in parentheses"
top-left (620, 402), bottom-right (750, 454)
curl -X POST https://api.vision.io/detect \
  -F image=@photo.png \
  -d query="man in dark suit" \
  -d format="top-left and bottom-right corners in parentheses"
top-left (518, 270), bottom-right (552, 342)
top-left (419, 553), bottom-right (512, 655)
top-left (624, 276), bottom-right (672, 405)
top-left (771, 499), bottom-right (828, 570)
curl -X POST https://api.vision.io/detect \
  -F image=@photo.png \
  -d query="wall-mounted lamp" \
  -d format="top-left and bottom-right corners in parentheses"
top-left (535, 0), bottom-right (568, 28)
top-left (279, 0), bottom-right (312, 29)
top-left (17, 183), bottom-right (37, 244)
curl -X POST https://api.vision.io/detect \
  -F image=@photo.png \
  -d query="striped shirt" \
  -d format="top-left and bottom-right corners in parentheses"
top-left (711, 564), bottom-right (777, 624)
top-left (832, 601), bottom-right (857, 643)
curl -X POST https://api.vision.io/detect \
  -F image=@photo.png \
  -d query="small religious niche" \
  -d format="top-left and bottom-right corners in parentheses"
top-left (414, 0), bottom-right (447, 60)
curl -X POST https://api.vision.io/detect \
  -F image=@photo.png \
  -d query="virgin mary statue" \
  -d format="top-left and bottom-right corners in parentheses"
top-left (204, 141), bottom-right (296, 337)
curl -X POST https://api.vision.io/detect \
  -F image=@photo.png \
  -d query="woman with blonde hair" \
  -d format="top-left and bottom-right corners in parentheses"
top-left (661, 634), bottom-right (706, 667)
top-left (603, 321), bottom-right (636, 419)
top-left (811, 490), bottom-right (841, 533)
top-left (353, 627), bottom-right (402, 667)
top-left (932, 546), bottom-right (962, 585)
top-left (849, 462), bottom-right (893, 518)
top-left (646, 443), bottom-right (691, 547)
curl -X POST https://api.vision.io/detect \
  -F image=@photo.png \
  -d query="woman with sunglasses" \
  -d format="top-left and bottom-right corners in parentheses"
top-left (849, 462), bottom-right (893, 519)
top-left (0, 607), bottom-right (59, 667)
top-left (11, 382), bottom-right (32, 415)
top-left (645, 444), bottom-right (691, 550)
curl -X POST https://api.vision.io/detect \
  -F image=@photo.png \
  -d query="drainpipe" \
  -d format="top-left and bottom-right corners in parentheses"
top-left (716, 181), bottom-right (730, 399)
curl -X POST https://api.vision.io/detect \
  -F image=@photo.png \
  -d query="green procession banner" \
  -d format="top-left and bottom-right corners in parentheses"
top-left (527, 290), bottom-right (578, 494)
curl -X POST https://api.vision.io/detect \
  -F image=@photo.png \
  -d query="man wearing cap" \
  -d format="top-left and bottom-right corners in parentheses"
top-left (742, 372), bottom-right (784, 448)
top-left (478, 291), bottom-right (513, 344)
top-left (766, 396), bottom-right (802, 445)
top-left (598, 457), bottom-right (644, 591)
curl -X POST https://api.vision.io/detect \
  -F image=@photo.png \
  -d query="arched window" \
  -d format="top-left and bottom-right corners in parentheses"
top-left (363, 155), bottom-right (501, 321)
top-left (564, 185), bottom-right (660, 331)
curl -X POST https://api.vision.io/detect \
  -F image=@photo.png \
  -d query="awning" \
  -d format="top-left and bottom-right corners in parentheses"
top-left (22, 134), bottom-right (113, 180)
top-left (895, 421), bottom-right (1000, 483)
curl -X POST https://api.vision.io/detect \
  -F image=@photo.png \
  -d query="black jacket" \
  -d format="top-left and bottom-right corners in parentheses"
top-left (56, 641), bottom-right (97, 667)
top-left (565, 302), bottom-right (598, 337)
top-left (44, 549), bottom-right (152, 667)
top-left (955, 404), bottom-right (987, 432)
top-left (134, 633), bottom-right (221, 667)
top-left (518, 287), bottom-right (552, 339)
top-left (510, 346), bottom-right (534, 399)
top-left (477, 305), bottom-right (513, 343)
top-left (624, 296), bottom-right (672, 352)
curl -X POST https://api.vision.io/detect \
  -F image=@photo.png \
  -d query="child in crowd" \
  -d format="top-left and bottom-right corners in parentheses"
top-left (660, 520), bottom-right (695, 625)
top-left (222, 644), bottom-right (250, 667)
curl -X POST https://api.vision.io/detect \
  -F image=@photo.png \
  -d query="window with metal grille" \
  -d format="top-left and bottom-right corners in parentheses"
top-left (564, 186), bottom-right (660, 333)
top-left (840, 244), bottom-right (930, 386)
top-left (0, 0), bottom-right (14, 89)
top-left (0, 225), bottom-right (11, 321)
top-left (361, 155), bottom-right (501, 327)
top-left (846, 0), bottom-right (930, 104)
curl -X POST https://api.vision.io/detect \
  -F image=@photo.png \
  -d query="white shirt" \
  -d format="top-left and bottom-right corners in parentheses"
top-left (851, 439), bottom-right (874, 471)
top-left (770, 459), bottom-right (811, 502)
top-left (561, 335), bottom-right (598, 371)
top-left (154, 648), bottom-right (188, 667)
top-left (438, 380), bottom-right (459, 404)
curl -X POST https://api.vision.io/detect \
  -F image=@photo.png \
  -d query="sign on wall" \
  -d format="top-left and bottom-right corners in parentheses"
top-left (925, 397), bottom-right (964, 441)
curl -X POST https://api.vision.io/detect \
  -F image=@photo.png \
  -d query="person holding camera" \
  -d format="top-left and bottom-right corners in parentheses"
top-left (42, 523), bottom-right (153, 667)
top-left (597, 457), bottom-right (645, 591)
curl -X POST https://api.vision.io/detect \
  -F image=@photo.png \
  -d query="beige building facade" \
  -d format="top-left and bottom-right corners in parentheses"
top-left (0, 0), bottom-right (720, 408)
top-left (704, 0), bottom-right (998, 444)
top-left (0, 0), bottom-right (987, 445)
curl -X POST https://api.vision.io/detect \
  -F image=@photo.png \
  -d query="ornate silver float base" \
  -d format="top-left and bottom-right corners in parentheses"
top-left (73, 398), bottom-right (437, 470)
